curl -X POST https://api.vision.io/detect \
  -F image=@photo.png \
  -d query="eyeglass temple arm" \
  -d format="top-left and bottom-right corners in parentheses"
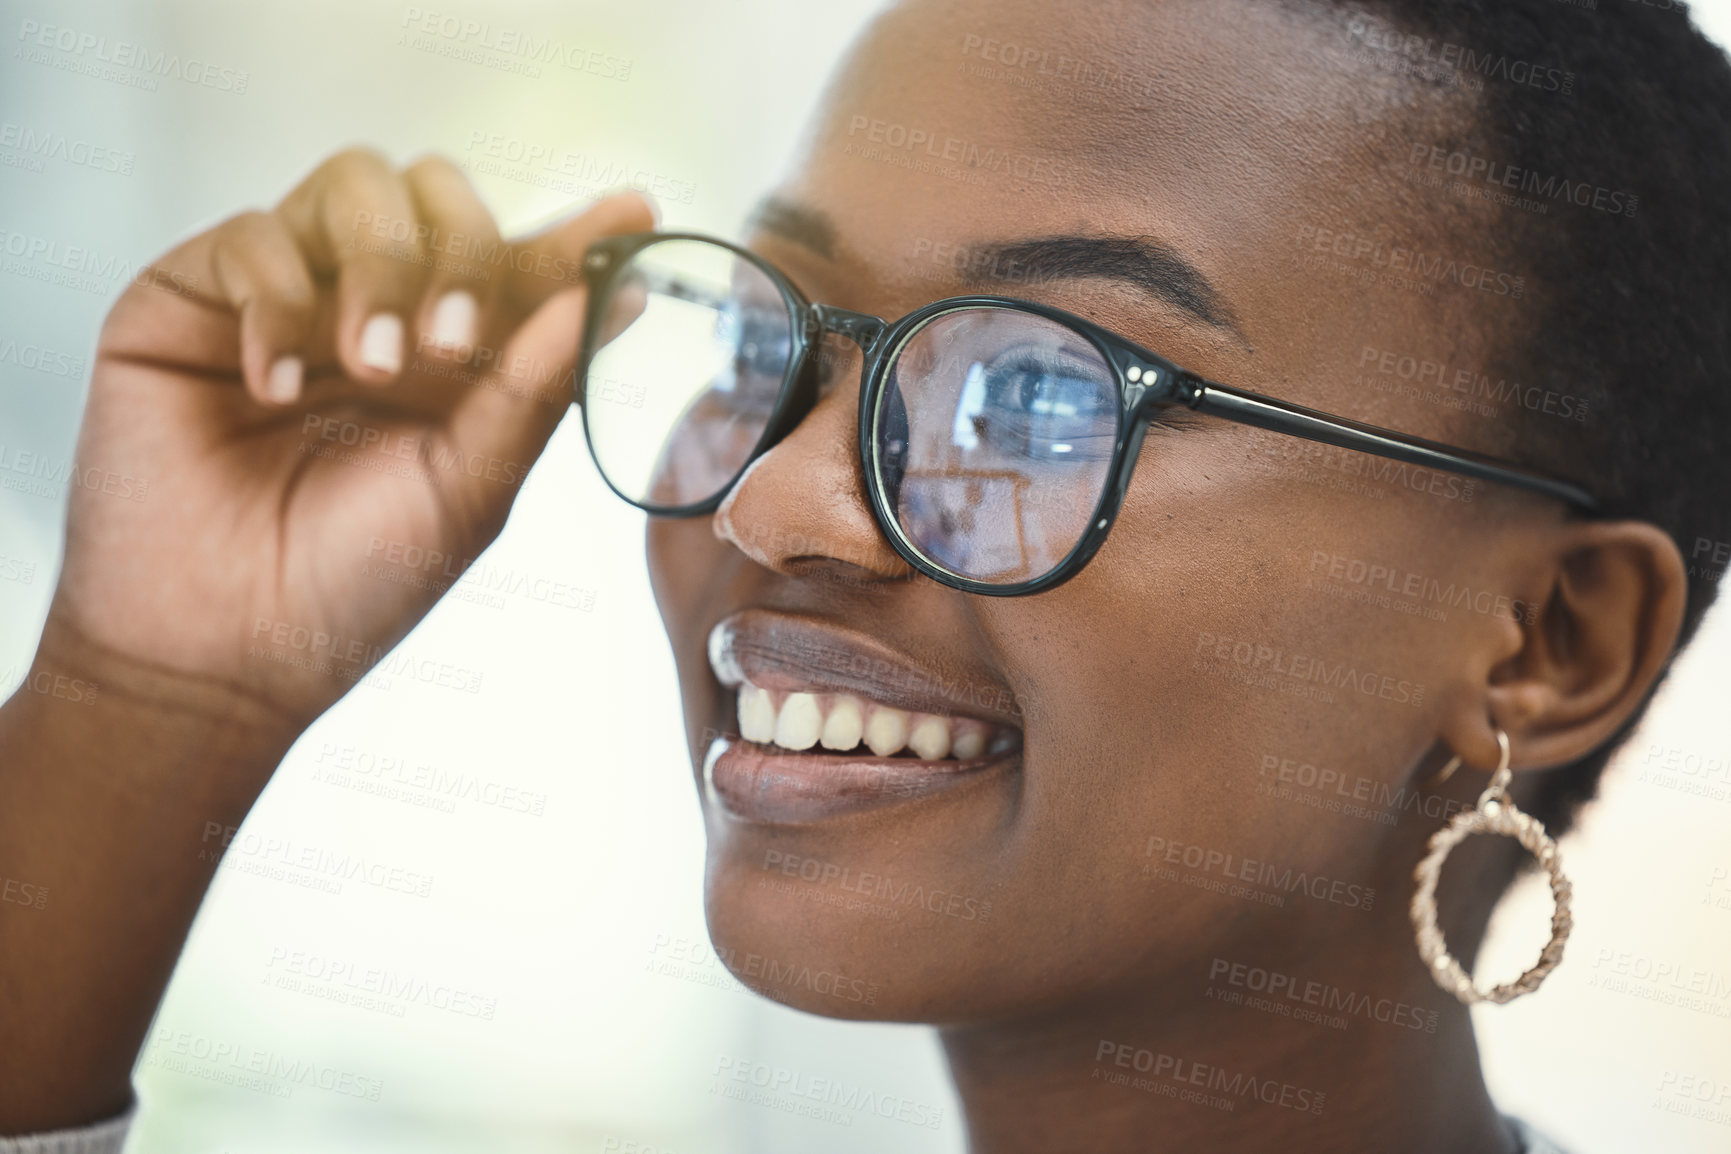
top-left (1166, 376), bottom-right (1601, 513)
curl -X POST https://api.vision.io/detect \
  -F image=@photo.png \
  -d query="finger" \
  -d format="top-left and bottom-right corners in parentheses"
top-left (442, 287), bottom-right (587, 522)
top-left (440, 191), bottom-right (656, 469)
top-left (501, 190), bottom-right (657, 317)
top-left (401, 155), bottom-right (502, 367)
top-left (278, 148), bottom-right (428, 387)
top-left (428, 193), bottom-right (658, 533)
top-left (208, 212), bottom-right (319, 406)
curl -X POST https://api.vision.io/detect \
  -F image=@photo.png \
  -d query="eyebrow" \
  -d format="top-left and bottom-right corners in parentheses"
top-left (747, 197), bottom-right (839, 261)
top-left (966, 235), bottom-right (1243, 337)
top-left (747, 195), bottom-right (1244, 339)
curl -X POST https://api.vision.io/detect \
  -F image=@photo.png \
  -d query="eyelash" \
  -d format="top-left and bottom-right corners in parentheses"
top-left (1143, 407), bottom-right (1211, 434)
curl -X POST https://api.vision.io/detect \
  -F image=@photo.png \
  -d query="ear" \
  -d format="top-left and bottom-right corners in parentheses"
top-left (1440, 520), bottom-right (1689, 773)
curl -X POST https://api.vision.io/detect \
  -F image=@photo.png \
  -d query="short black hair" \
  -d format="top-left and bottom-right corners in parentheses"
top-left (1304, 0), bottom-right (1731, 836)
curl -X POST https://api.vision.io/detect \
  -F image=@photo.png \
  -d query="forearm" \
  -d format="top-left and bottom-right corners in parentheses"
top-left (0, 615), bottom-right (301, 1132)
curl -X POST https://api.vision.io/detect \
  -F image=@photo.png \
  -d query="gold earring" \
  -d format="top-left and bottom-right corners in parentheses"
top-left (1410, 729), bottom-right (1574, 1004)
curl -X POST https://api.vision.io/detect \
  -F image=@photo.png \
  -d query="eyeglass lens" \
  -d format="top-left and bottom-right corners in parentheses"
top-left (583, 240), bottom-right (1123, 586)
top-left (872, 307), bottom-right (1120, 585)
top-left (584, 239), bottom-right (795, 509)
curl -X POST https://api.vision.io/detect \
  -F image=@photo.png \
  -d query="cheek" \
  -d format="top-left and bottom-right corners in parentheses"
top-left (647, 518), bottom-right (731, 629)
top-left (975, 457), bottom-right (1443, 889)
top-left (647, 519), bottom-right (742, 742)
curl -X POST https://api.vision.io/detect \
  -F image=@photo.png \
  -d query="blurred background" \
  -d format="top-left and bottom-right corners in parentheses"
top-left (2, 1), bottom-right (1730, 1151)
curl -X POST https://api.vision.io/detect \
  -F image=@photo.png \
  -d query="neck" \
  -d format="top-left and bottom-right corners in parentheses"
top-left (939, 912), bottom-right (1522, 1154)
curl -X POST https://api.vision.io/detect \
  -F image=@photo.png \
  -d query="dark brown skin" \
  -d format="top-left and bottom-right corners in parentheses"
top-left (0, 0), bottom-right (1686, 1149)
top-left (657, 1), bottom-right (1685, 1150)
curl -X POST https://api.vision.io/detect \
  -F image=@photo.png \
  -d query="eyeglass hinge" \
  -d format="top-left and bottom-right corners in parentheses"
top-left (1173, 372), bottom-right (1208, 408)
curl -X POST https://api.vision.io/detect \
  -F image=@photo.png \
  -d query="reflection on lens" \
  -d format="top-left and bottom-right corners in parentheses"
top-left (874, 307), bottom-right (1120, 585)
top-left (584, 239), bottom-right (794, 509)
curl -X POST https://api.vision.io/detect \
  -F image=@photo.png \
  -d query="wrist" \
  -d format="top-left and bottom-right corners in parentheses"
top-left (0, 616), bottom-right (311, 1130)
top-left (23, 610), bottom-right (307, 799)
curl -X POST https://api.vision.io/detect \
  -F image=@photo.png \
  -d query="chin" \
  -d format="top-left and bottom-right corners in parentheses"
top-left (700, 820), bottom-right (1025, 1022)
top-left (676, 607), bottom-right (1041, 1019)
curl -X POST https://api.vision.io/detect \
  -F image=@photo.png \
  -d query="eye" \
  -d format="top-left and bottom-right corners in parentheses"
top-left (709, 301), bottom-right (792, 414)
top-left (962, 346), bottom-right (1116, 461)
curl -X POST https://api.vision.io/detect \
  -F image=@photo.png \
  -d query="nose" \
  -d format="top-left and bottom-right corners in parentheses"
top-left (712, 324), bottom-right (913, 586)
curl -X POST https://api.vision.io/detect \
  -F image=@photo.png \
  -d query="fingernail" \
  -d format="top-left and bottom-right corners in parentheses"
top-left (358, 313), bottom-right (404, 375)
top-left (266, 355), bottom-right (303, 403)
top-left (429, 290), bottom-right (478, 351)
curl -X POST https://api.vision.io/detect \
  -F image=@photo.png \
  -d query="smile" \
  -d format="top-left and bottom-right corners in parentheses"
top-left (703, 611), bottom-right (1024, 824)
top-left (735, 683), bottom-right (1019, 760)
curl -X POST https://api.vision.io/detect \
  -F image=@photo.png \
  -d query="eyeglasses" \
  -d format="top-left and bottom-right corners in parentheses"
top-left (574, 232), bottom-right (1600, 596)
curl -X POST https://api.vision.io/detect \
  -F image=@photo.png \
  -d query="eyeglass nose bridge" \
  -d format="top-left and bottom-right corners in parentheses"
top-left (744, 303), bottom-right (890, 466)
top-left (805, 304), bottom-right (888, 358)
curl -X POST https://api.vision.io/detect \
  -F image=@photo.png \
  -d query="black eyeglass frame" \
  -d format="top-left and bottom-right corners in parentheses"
top-left (576, 231), bottom-right (1601, 597)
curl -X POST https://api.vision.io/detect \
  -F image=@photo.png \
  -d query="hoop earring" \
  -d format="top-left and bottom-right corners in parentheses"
top-left (1410, 729), bottom-right (1574, 1005)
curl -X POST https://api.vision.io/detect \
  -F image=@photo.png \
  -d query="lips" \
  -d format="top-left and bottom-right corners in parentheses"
top-left (703, 610), bottom-right (1024, 824)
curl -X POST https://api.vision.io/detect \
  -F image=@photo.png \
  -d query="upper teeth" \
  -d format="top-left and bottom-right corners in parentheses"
top-left (736, 683), bottom-right (996, 760)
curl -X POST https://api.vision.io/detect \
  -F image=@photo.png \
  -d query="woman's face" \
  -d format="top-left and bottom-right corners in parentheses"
top-left (647, 0), bottom-right (1549, 1021)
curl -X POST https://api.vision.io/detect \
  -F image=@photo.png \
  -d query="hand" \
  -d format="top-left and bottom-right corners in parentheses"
top-left (46, 149), bottom-right (654, 729)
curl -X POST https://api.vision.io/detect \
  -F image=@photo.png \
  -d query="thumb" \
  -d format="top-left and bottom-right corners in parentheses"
top-left (446, 283), bottom-right (588, 463)
top-left (437, 285), bottom-right (586, 532)
top-left (442, 188), bottom-right (656, 481)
